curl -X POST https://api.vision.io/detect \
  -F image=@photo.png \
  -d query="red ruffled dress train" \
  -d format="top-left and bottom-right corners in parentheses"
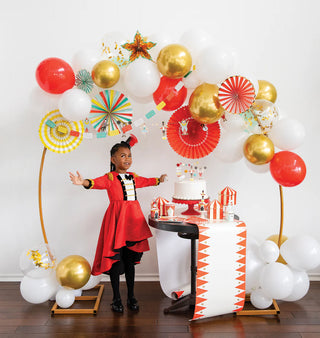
top-left (85, 171), bottom-right (159, 275)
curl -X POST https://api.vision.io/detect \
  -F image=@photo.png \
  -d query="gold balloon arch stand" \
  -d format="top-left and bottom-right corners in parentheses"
top-left (20, 30), bottom-right (318, 318)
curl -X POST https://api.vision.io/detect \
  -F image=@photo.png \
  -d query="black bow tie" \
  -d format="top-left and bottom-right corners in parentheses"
top-left (125, 174), bottom-right (132, 180)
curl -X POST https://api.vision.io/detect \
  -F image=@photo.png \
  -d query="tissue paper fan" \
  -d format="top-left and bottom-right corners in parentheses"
top-left (219, 76), bottom-right (255, 114)
top-left (89, 89), bottom-right (132, 135)
top-left (166, 106), bottom-right (220, 159)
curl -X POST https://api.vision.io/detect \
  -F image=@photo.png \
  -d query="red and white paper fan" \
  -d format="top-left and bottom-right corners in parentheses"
top-left (166, 106), bottom-right (221, 159)
top-left (219, 76), bottom-right (255, 114)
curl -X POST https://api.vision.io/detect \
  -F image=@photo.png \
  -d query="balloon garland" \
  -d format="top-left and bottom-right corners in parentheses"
top-left (21, 29), bottom-right (320, 312)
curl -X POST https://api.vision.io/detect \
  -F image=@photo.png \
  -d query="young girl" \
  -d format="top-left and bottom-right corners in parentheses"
top-left (69, 135), bottom-right (167, 313)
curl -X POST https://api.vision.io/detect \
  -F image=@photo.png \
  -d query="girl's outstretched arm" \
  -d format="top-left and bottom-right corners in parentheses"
top-left (69, 171), bottom-right (90, 188)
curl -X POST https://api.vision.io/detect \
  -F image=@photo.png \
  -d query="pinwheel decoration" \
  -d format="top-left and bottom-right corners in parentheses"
top-left (39, 110), bottom-right (84, 153)
top-left (166, 106), bottom-right (221, 159)
top-left (218, 76), bottom-right (255, 114)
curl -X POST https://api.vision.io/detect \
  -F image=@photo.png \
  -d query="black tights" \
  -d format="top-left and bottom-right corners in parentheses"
top-left (109, 247), bottom-right (136, 300)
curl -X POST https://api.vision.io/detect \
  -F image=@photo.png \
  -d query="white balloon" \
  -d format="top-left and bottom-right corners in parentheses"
top-left (148, 32), bottom-right (173, 61)
top-left (28, 87), bottom-right (62, 118)
top-left (196, 44), bottom-right (237, 84)
top-left (268, 118), bottom-right (305, 150)
top-left (81, 274), bottom-right (103, 290)
top-left (58, 88), bottom-right (92, 122)
top-left (246, 239), bottom-right (265, 293)
top-left (260, 262), bottom-right (294, 299)
top-left (56, 288), bottom-right (75, 308)
top-left (72, 49), bottom-right (102, 73)
top-left (73, 289), bottom-right (83, 297)
top-left (179, 29), bottom-right (213, 59)
top-left (124, 59), bottom-right (160, 98)
top-left (280, 235), bottom-right (320, 271)
top-left (182, 70), bottom-right (201, 89)
top-left (259, 240), bottom-right (280, 263)
top-left (282, 269), bottom-right (310, 302)
top-left (245, 159), bottom-right (270, 174)
top-left (250, 288), bottom-right (273, 309)
top-left (20, 273), bottom-right (59, 304)
top-left (213, 130), bottom-right (247, 162)
top-left (220, 111), bottom-right (246, 131)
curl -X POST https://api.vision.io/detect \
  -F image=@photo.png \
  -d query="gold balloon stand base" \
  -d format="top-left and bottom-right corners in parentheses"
top-left (236, 296), bottom-right (280, 317)
top-left (51, 284), bottom-right (104, 316)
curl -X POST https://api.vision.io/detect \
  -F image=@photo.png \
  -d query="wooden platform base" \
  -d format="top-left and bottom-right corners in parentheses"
top-left (51, 284), bottom-right (104, 315)
top-left (236, 298), bottom-right (280, 316)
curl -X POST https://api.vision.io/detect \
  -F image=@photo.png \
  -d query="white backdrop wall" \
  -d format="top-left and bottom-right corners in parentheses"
top-left (1, 0), bottom-right (319, 281)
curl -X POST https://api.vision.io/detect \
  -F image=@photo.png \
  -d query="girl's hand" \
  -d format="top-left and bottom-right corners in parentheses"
top-left (159, 174), bottom-right (168, 183)
top-left (69, 171), bottom-right (84, 185)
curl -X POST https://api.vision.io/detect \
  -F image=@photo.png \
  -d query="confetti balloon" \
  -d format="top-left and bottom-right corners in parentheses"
top-left (56, 255), bottom-right (91, 290)
top-left (157, 44), bottom-right (192, 79)
top-left (241, 99), bottom-right (279, 134)
top-left (19, 244), bottom-right (56, 279)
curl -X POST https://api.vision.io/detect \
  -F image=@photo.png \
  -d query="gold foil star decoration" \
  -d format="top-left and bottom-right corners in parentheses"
top-left (122, 31), bottom-right (156, 62)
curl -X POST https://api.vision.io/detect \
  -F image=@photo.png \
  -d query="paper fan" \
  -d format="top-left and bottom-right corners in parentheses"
top-left (219, 76), bottom-right (255, 114)
top-left (166, 106), bottom-right (221, 159)
top-left (39, 110), bottom-right (84, 153)
top-left (89, 90), bottom-right (132, 135)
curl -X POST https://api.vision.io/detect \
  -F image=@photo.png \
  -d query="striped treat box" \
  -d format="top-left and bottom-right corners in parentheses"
top-left (154, 197), bottom-right (169, 216)
top-left (207, 199), bottom-right (223, 220)
top-left (219, 186), bottom-right (237, 206)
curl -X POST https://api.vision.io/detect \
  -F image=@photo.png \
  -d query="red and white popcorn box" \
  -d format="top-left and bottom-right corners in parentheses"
top-left (207, 199), bottom-right (223, 220)
top-left (164, 202), bottom-right (175, 216)
top-left (154, 197), bottom-right (169, 216)
top-left (219, 186), bottom-right (237, 206)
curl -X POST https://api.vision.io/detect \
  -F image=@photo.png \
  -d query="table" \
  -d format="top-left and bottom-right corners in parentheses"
top-left (149, 214), bottom-right (240, 314)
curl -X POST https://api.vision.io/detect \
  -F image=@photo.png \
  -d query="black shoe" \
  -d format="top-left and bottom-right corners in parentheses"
top-left (111, 298), bottom-right (124, 313)
top-left (127, 297), bottom-right (139, 311)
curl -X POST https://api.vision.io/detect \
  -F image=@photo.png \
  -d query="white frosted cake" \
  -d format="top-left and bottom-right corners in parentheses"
top-left (173, 179), bottom-right (207, 200)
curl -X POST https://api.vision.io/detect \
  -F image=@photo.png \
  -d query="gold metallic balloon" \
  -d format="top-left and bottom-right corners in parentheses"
top-left (243, 134), bottom-right (274, 165)
top-left (267, 234), bottom-right (288, 264)
top-left (91, 60), bottom-right (120, 88)
top-left (256, 80), bottom-right (277, 103)
top-left (188, 83), bottom-right (225, 124)
top-left (157, 44), bottom-right (192, 79)
top-left (56, 255), bottom-right (91, 289)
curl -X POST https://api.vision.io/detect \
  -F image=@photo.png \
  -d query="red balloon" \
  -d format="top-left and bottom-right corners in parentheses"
top-left (153, 76), bottom-right (187, 111)
top-left (270, 151), bottom-right (306, 187)
top-left (35, 57), bottom-right (75, 94)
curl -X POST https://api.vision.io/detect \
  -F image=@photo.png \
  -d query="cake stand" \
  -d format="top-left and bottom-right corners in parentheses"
top-left (172, 197), bottom-right (210, 215)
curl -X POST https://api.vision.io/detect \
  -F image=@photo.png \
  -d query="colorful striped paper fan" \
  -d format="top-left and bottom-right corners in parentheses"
top-left (39, 110), bottom-right (84, 154)
top-left (89, 90), bottom-right (132, 135)
top-left (166, 106), bottom-right (221, 159)
top-left (219, 76), bottom-right (255, 114)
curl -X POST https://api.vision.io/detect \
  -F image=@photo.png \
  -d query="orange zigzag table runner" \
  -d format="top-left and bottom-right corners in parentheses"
top-left (192, 220), bottom-right (247, 320)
